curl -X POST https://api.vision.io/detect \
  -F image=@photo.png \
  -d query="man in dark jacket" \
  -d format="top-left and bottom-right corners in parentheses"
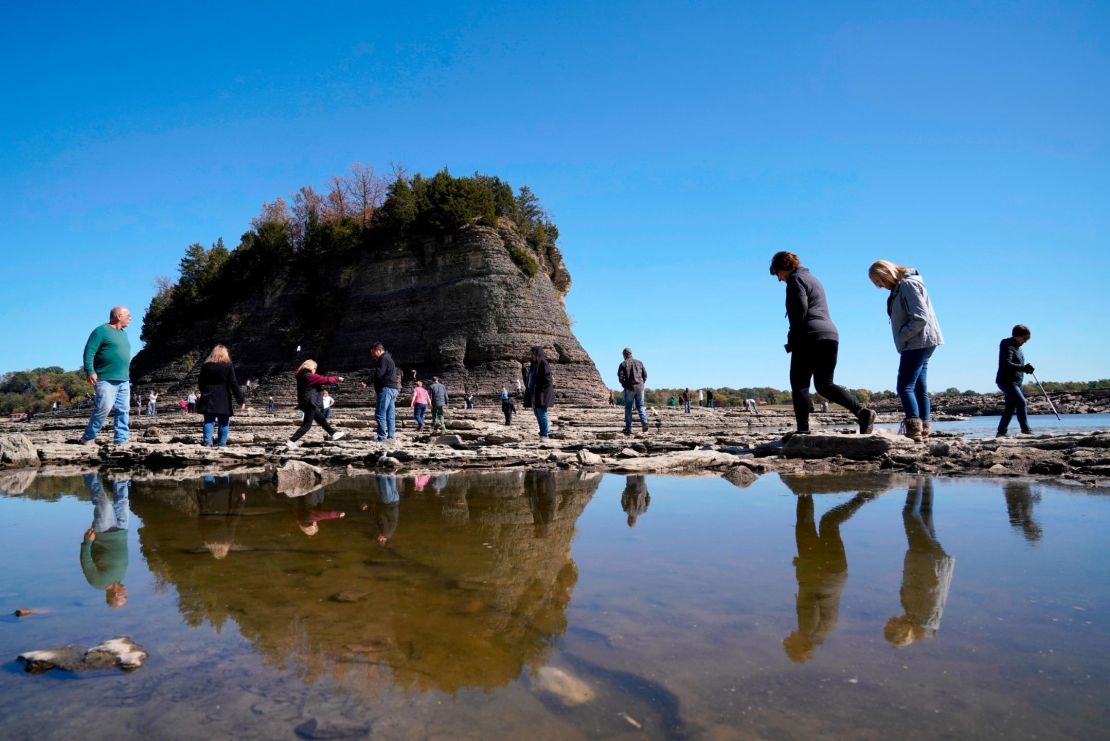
top-left (617, 348), bottom-right (649, 434)
top-left (526, 346), bottom-right (555, 439)
top-left (996, 324), bottom-right (1035, 436)
top-left (369, 342), bottom-right (400, 442)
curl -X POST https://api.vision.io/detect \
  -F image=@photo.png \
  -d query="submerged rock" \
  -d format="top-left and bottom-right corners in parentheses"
top-left (533, 665), bottom-right (596, 706)
top-left (18, 636), bottom-right (147, 673)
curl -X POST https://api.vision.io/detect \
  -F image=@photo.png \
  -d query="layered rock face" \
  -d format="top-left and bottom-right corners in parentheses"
top-left (132, 225), bottom-right (606, 405)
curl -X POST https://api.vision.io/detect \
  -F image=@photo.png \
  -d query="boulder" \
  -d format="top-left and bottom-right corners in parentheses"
top-left (722, 465), bottom-right (759, 488)
top-left (783, 432), bottom-right (898, 461)
top-left (433, 435), bottom-right (464, 447)
top-left (274, 460), bottom-right (331, 497)
top-left (18, 637), bottom-right (147, 673)
top-left (0, 434), bottom-right (39, 469)
top-left (576, 449), bottom-right (603, 466)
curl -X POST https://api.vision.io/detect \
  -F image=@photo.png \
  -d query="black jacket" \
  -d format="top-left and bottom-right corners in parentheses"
top-left (528, 351), bottom-right (556, 408)
top-left (617, 358), bottom-right (647, 391)
top-left (372, 351), bottom-right (400, 391)
top-left (784, 267), bottom-right (839, 350)
top-left (196, 362), bottom-right (245, 417)
top-left (996, 338), bottom-right (1027, 385)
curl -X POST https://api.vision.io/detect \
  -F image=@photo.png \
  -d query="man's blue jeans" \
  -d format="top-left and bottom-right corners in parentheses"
top-left (84, 473), bottom-right (130, 532)
top-left (624, 388), bottom-right (648, 431)
top-left (998, 382), bottom-right (1031, 434)
top-left (203, 414), bottom-right (231, 446)
top-left (376, 387), bottom-right (398, 440)
top-left (896, 347), bottom-right (936, 420)
top-left (82, 380), bottom-right (130, 444)
top-left (534, 406), bottom-right (550, 437)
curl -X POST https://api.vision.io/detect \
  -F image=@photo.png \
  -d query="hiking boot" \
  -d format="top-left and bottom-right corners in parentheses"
top-left (329, 431), bottom-right (346, 442)
top-left (902, 417), bottom-right (924, 443)
top-left (641, 421), bottom-right (649, 433)
top-left (857, 408), bottom-right (876, 434)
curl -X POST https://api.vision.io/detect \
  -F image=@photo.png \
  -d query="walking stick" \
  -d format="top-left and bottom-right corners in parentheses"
top-left (1031, 373), bottom-right (1061, 420)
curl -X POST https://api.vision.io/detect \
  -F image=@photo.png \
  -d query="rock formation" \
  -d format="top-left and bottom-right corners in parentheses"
top-left (131, 223), bottom-right (607, 405)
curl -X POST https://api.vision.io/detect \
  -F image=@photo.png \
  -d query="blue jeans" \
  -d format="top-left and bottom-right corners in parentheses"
top-left (896, 346), bottom-right (936, 420)
top-left (203, 414), bottom-right (231, 446)
top-left (376, 387), bottom-right (398, 440)
top-left (624, 388), bottom-right (647, 431)
top-left (82, 380), bottom-right (130, 444)
top-left (534, 406), bottom-right (550, 437)
top-left (998, 382), bottom-right (1030, 434)
top-left (84, 473), bottom-right (130, 532)
top-left (413, 403), bottom-right (427, 428)
top-left (683, 400), bottom-right (691, 413)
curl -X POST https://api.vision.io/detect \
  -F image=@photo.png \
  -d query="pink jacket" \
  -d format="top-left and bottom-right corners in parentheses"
top-left (411, 386), bottom-right (431, 406)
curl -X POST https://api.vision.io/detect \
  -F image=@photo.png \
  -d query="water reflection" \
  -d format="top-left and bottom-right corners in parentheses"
top-left (1003, 481), bottom-right (1043, 542)
top-left (780, 475), bottom-right (878, 663)
top-left (885, 478), bottom-right (955, 647)
top-left (80, 473), bottom-right (131, 608)
top-left (130, 469), bottom-right (600, 693)
top-left (621, 475), bottom-right (651, 527)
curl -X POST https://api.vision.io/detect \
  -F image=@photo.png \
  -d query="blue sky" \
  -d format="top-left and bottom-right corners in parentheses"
top-left (2, 1), bottom-right (1107, 392)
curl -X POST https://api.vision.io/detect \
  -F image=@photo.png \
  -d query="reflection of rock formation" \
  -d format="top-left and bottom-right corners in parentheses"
top-left (130, 469), bottom-right (599, 695)
top-left (1002, 481), bottom-right (1043, 542)
top-left (780, 476), bottom-right (877, 663)
top-left (885, 478), bottom-right (955, 647)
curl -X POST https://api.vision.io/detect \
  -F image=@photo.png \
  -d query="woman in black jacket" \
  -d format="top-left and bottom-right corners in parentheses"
top-left (197, 345), bottom-right (246, 447)
top-left (526, 346), bottom-right (555, 438)
top-left (770, 251), bottom-right (876, 435)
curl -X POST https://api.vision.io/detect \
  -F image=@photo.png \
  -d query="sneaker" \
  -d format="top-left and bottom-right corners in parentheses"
top-left (622, 429), bottom-right (632, 435)
top-left (329, 431), bottom-right (346, 442)
top-left (72, 438), bottom-right (98, 446)
top-left (857, 408), bottom-right (876, 434)
top-left (285, 440), bottom-right (300, 449)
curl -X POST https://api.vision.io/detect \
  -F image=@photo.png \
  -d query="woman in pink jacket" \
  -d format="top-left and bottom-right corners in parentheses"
top-left (410, 380), bottom-right (431, 432)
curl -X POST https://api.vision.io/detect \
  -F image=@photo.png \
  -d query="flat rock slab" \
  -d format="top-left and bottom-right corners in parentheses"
top-left (614, 449), bottom-right (740, 473)
top-left (783, 432), bottom-right (900, 460)
top-left (18, 636), bottom-right (147, 673)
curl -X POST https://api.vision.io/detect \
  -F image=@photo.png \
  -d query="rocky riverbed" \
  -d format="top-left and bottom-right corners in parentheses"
top-left (2, 405), bottom-right (1108, 490)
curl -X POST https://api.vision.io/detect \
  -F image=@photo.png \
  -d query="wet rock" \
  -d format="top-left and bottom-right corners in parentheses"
top-left (0, 434), bottom-right (39, 469)
top-left (330, 591), bottom-right (367, 603)
top-left (722, 465), bottom-right (759, 488)
top-left (294, 717), bottom-right (371, 739)
top-left (929, 442), bottom-right (951, 457)
top-left (18, 636), bottom-right (147, 673)
top-left (988, 463), bottom-right (1014, 475)
top-left (614, 449), bottom-right (739, 473)
top-left (533, 665), bottom-right (596, 706)
top-left (377, 456), bottom-right (402, 469)
top-left (274, 460), bottom-right (328, 497)
top-left (576, 449), bottom-right (603, 466)
top-left (783, 432), bottom-right (897, 461)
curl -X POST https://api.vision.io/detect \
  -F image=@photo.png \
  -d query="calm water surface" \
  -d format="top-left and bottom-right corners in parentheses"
top-left (877, 411), bottom-right (1110, 438)
top-left (1, 469), bottom-right (1107, 740)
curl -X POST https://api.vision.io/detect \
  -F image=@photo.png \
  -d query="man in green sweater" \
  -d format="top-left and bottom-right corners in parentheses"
top-left (80, 474), bottom-right (130, 609)
top-left (79, 306), bottom-right (132, 445)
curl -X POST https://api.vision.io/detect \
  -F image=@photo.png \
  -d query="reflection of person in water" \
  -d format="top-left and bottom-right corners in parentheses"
top-left (196, 475), bottom-right (246, 559)
top-left (525, 469), bottom-right (558, 538)
top-left (620, 475), bottom-right (651, 527)
top-left (365, 475), bottom-right (400, 544)
top-left (80, 473), bottom-right (130, 608)
top-left (885, 478), bottom-right (955, 648)
top-left (783, 492), bottom-right (874, 662)
top-left (293, 490), bottom-right (345, 536)
top-left (1002, 481), bottom-right (1042, 542)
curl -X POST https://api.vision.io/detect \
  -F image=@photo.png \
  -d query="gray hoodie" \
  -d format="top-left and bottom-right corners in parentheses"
top-left (888, 269), bottom-right (943, 353)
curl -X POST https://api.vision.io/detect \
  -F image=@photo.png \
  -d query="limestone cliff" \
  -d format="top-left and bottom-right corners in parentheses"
top-left (132, 223), bottom-right (606, 405)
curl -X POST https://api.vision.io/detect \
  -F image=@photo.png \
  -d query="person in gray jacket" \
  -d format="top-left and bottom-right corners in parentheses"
top-left (617, 348), bottom-right (649, 434)
top-left (869, 260), bottom-right (944, 442)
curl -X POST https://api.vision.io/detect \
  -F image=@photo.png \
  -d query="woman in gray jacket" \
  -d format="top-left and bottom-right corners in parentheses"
top-left (869, 260), bottom-right (944, 441)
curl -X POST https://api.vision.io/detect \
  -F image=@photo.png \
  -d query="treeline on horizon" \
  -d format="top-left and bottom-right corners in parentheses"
top-left (3, 367), bottom-right (1107, 416)
top-left (140, 165), bottom-right (560, 350)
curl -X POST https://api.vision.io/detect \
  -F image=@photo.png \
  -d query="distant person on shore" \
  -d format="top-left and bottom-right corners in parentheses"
top-left (147, 390), bottom-right (158, 416)
top-left (52, 401), bottom-right (59, 414)
top-left (745, 398), bottom-right (758, 414)
top-left (428, 376), bottom-right (449, 432)
top-left (321, 389), bottom-right (334, 419)
top-left (681, 388), bottom-right (691, 414)
top-left (266, 396), bottom-right (275, 413)
top-left (522, 357), bottom-right (534, 408)
top-left (770, 251), bottom-right (876, 436)
top-left (620, 475), bottom-right (651, 527)
top-left (500, 386), bottom-right (515, 425)
top-left (698, 389), bottom-right (704, 407)
top-left (196, 344), bottom-right (246, 447)
top-left (996, 324), bottom-right (1035, 437)
top-left (80, 473), bottom-right (130, 609)
top-left (178, 398), bottom-right (188, 414)
top-left (885, 478), bottom-right (954, 648)
top-left (617, 347), bottom-right (649, 435)
top-left (78, 306), bottom-right (132, 446)
top-left (360, 342), bottom-right (399, 442)
top-left (869, 260), bottom-right (945, 443)
top-left (410, 380), bottom-right (430, 432)
top-left (186, 391), bottom-right (197, 414)
top-left (527, 346), bottom-right (555, 439)
top-left (286, 360), bottom-right (345, 449)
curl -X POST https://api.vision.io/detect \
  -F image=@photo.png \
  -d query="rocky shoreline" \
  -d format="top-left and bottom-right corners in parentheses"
top-left (3, 404), bottom-right (1108, 492)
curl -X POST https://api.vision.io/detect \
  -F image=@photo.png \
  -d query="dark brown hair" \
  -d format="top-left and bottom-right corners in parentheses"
top-left (1012, 324), bottom-right (1031, 338)
top-left (769, 251), bottom-right (800, 275)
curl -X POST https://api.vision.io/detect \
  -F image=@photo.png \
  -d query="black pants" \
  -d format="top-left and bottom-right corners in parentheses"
top-left (502, 401), bottom-right (514, 425)
top-left (289, 406), bottom-right (337, 442)
top-left (790, 339), bottom-right (862, 431)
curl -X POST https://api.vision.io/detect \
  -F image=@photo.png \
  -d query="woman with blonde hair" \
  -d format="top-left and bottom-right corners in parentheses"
top-left (287, 359), bottom-right (345, 449)
top-left (869, 260), bottom-right (944, 442)
top-left (197, 344), bottom-right (246, 446)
